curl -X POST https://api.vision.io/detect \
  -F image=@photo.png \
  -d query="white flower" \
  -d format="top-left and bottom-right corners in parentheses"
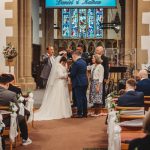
top-left (18, 96), bottom-right (24, 102)
top-left (0, 114), bottom-right (3, 122)
top-left (29, 92), bottom-right (33, 98)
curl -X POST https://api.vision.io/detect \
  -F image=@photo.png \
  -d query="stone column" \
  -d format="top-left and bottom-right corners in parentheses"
top-left (18, 0), bottom-right (25, 83)
top-left (125, 0), bottom-right (136, 65)
top-left (39, 0), bottom-right (46, 54)
top-left (18, 0), bottom-right (36, 90)
top-left (46, 8), bottom-right (54, 47)
top-left (119, 0), bottom-right (125, 64)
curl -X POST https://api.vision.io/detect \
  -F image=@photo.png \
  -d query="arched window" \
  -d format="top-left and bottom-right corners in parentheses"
top-left (62, 8), bottom-right (103, 39)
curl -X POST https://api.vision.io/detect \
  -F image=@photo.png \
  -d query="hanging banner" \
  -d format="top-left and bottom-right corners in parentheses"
top-left (46, 0), bottom-right (117, 8)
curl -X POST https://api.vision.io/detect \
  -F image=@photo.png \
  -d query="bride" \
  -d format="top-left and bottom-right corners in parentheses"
top-left (34, 55), bottom-right (72, 121)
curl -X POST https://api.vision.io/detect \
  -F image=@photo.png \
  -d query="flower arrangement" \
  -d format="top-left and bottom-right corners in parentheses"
top-left (105, 91), bottom-right (117, 110)
top-left (3, 43), bottom-right (17, 59)
top-left (9, 102), bottom-right (18, 113)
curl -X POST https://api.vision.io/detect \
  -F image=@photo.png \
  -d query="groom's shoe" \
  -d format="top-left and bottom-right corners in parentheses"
top-left (82, 114), bottom-right (87, 118)
top-left (72, 115), bottom-right (83, 118)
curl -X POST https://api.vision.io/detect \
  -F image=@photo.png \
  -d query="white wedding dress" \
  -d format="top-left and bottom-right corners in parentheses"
top-left (34, 56), bottom-right (72, 121)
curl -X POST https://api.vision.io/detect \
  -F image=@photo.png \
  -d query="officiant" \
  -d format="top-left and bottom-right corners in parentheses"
top-left (40, 46), bottom-right (55, 88)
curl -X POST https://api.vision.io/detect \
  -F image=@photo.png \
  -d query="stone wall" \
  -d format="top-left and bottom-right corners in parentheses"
top-left (0, 0), bottom-right (14, 73)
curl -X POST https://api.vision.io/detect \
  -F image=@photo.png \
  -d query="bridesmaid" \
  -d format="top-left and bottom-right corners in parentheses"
top-left (89, 54), bottom-right (104, 116)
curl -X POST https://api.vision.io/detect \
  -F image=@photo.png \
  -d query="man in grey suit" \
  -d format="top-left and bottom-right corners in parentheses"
top-left (40, 46), bottom-right (55, 88)
top-left (0, 74), bottom-right (32, 146)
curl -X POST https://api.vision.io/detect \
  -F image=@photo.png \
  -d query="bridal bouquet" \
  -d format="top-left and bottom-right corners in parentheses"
top-left (3, 43), bottom-right (17, 59)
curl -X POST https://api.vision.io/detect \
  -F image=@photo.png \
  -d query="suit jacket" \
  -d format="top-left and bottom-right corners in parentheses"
top-left (118, 90), bottom-right (144, 107)
top-left (136, 79), bottom-right (150, 96)
top-left (128, 135), bottom-right (150, 150)
top-left (8, 84), bottom-right (22, 95)
top-left (0, 86), bottom-right (19, 111)
top-left (82, 52), bottom-right (89, 65)
top-left (70, 58), bottom-right (88, 88)
top-left (101, 55), bottom-right (109, 80)
top-left (40, 53), bottom-right (52, 79)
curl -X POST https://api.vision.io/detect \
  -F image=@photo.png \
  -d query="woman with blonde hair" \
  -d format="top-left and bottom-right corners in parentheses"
top-left (128, 111), bottom-right (150, 150)
top-left (89, 54), bottom-right (104, 116)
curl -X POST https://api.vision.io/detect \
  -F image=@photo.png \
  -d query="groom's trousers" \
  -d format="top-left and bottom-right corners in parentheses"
top-left (74, 86), bottom-right (88, 116)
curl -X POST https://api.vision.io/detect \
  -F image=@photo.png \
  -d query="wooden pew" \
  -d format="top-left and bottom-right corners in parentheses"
top-left (115, 106), bottom-right (145, 131)
top-left (0, 106), bottom-right (13, 150)
top-left (144, 96), bottom-right (150, 111)
top-left (0, 106), bottom-right (21, 149)
top-left (121, 131), bottom-right (145, 150)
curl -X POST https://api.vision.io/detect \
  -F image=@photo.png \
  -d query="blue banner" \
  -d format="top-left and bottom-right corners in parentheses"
top-left (46, 0), bottom-right (116, 8)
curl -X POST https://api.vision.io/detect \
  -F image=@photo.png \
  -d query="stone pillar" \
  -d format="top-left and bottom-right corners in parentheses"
top-left (39, 0), bottom-right (46, 54)
top-left (18, 0), bottom-right (36, 90)
top-left (125, 0), bottom-right (137, 65)
top-left (136, 0), bottom-right (150, 69)
top-left (46, 8), bottom-right (54, 47)
top-left (18, 0), bottom-right (25, 83)
top-left (119, 0), bottom-right (125, 63)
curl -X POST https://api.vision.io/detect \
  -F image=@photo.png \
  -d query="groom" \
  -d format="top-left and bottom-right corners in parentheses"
top-left (70, 51), bottom-right (88, 118)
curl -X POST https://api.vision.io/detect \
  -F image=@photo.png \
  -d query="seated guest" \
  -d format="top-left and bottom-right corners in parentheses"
top-left (7, 74), bottom-right (30, 120)
top-left (0, 74), bottom-right (32, 146)
top-left (7, 74), bottom-right (22, 95)
top-left (136, 70), bottom-right (150, 96)
top-left (118, 79), bottom-right (144, 107)
top-left (128, 110), bottom-right (150, 150)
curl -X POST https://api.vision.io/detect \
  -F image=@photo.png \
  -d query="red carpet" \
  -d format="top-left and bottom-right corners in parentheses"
top-left (16, 116), bottom-right (108, 150)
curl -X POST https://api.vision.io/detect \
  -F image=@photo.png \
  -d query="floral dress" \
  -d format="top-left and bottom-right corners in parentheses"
top-left (89, 66), bottom-right (103, 105)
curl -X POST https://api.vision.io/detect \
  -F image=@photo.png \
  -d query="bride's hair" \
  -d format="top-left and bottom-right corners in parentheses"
top-left (59, 56), bottom-right (67, 63)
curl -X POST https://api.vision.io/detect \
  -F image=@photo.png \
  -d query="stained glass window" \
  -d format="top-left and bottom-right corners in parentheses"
top-left (62, 9), bottom-right (70, 38)
top-left (96, 8), bottom-right (103, 38)
top-left (62, 8), bottom-right (103, 38)
top-left (70, 9), bottom-right (78, 38)
top-left (79, 9), bottom-right (87, 38)
top-left (87, 8), bottom-right (95, 38)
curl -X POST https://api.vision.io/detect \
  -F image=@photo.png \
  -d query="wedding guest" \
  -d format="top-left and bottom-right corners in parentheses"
top-left (0, 74), bottom-right (32, 146)
top-left (6, 74), bottom-right (30, 120)
top-left (66, 46), bottom-right (73, 60)
top-left (95, 46), bottom-right (109, 107)
top-left (40, 46), bottom-right (55, 88)
top-left (136, 70), bottom-right (150, 96)
top-left (128, 110), bottom-right (150, 150)
top-left (89, 54), bottom-right (104, 116)
top-left (118, 79), bottom-right (144, 107)
top-left (76, 44), bottom-right (89, 65)
top-left (7, 74), bottom-right (22, 95)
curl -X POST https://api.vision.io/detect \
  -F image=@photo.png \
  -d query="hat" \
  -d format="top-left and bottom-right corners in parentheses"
top-left (0, 74), bottom-right (14, 84)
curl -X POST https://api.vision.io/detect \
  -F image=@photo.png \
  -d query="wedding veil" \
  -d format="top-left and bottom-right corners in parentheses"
top-left (46, 55), bottom-right (62, 87)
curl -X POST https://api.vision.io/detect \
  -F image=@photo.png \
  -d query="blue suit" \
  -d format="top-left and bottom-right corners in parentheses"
top-left (70, 58), bottom-right (88, 116)
top-left (118, 91), bottom-right (144, 107)
top-left (136, 79), bottom-right (150, 96)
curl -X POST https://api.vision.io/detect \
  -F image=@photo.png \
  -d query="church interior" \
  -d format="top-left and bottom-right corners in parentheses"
top-left (0, 0), bottom-right (150, 150)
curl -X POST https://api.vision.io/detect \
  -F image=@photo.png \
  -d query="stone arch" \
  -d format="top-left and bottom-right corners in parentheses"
top-left (88, 41), bottom-right (95, 55)
top-left (77, 39), bottom-right (88, 52)
top-left (70, 41), bottom-right (77, 51)
top-left (96, 41), bottom-right (104, 48)
top-left (62, 41), bottom-right (68, 50)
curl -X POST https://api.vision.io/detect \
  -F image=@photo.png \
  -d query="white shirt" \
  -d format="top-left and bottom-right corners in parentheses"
top-left (91, 64), bottom-right (104, 83)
